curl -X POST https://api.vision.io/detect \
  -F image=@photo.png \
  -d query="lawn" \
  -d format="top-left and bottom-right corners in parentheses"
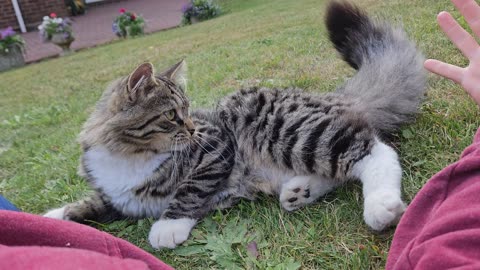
top-left (1, 0), bottom-right (480, 269)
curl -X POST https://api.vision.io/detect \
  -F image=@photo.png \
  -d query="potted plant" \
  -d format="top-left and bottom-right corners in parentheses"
top-left (38, 13), bottom-right (75, 56)
top-left (181, 0), bottom-right (221, 25)
top-left (65, 0), bottom-right (86, 16)
top-left (112, 8), bottom-right (145, 38)
top-left (0, 27), bottom-right (25, 72)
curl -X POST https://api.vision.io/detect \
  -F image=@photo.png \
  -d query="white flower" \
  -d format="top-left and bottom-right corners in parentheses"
top-left (51, 18), bottom-right (63, 24)
top-left (38, 25), bottom-right (43, 30)
top-left (43, 16), bottom-right (49, 21)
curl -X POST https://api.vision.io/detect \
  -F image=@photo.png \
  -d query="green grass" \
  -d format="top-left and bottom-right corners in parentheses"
top-left (1, 0), bottom-right (480, 269)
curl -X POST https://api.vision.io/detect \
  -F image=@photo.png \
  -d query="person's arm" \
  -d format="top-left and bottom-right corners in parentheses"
top-left (424, 0), bottom-right (480, 106)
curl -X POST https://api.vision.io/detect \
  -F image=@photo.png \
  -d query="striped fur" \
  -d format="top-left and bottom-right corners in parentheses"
top-left (44, 2), bottom-right (426, 249)
top-left (218, 88), bottom-right (374, 181)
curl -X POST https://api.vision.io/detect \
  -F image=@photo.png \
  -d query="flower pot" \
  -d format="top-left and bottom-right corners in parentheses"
top-left (51, 33), bottom-right (75, 56)
top-left (0, 45), bottom-right (25, 72)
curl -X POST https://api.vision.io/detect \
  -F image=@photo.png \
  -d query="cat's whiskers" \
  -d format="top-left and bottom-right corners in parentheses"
top-left (195, 132), bottom-right (235, 156)
top-left (192, 136), bottom-right (228, 163)
top-left (170, 139), bottom-right (179, 182)
top-left (194, 133), bottom-right (232, 158)
top-left (182, 141), bottom-right (194, 181)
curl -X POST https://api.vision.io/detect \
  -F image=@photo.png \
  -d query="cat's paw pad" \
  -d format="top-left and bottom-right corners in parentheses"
top-left (363, 191), bottom-right (406, 231)
top-left (280, 184), bottom-right (314, 211)
top-left (280, 187), bottom-right (312, 211)
top-left (43, 206), bottom-right (67, 220)
top-left (148, 218), bottom-right (196, 249)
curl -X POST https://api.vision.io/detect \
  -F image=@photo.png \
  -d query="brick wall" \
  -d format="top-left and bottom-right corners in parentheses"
top-left (19, 0), bottom-right (69, 30)
top-left (0, 0), bottom-right (68, 31)
top-left (0, 0), bottom-right (18, 30)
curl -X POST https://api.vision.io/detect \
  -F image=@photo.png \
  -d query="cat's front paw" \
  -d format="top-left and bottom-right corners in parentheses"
top-left (43, 206), bottom-right (68, 220)
top-left (148, 218), bottom-right (196, 249)
top-left (363, 191), bottom-right (406, 231)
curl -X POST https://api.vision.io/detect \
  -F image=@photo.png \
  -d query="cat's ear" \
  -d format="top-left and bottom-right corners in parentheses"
top-left (159, 60), bottom-right (188, 91)
top-left (125, 62), bottom-right (159, 103)
top-left (128, 62), bottom-right (155, 93)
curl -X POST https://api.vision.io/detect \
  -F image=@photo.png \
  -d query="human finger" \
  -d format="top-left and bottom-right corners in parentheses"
top-left (451, 0), bottom-right (480, 38)
top-left (437, 11), bottom-right (479, 59)
top-left (424, 59), bottom-right (464, 83)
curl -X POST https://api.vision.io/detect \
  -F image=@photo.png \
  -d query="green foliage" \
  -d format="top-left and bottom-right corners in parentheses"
top-left (0, 27), bottom-right (25, 54)
top-left (182, 0), bottom-right (222, 25)
top-left (113, 10), bottom-right (145, 38)
top-left (171, 216), bottom-right (301, 269)
top-left (65, 0), bottom-right (86, 16)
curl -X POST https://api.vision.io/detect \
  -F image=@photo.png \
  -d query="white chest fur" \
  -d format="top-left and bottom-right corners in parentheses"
top-left (84, 146), bottom-right (172, 218)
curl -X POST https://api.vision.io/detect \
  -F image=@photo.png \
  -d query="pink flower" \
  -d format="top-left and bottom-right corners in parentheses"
top-left (50, 13), bottom-right (57, 18)
top-left (119, 8), bottom-right (126, 13)
top-left (130, 13), bottom-right (136, 20)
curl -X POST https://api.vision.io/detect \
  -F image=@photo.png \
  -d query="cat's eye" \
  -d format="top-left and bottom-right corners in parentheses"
top-left (165, 110), bottom-right (176, 121)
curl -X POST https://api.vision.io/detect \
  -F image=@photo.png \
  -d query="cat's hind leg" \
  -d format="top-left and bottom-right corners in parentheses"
top-left (352, 140), bottom-right (406, 231)
top-left (43, 192), bottom-right (121, 224)
top-left (280, 175), bottom-right (338, 211)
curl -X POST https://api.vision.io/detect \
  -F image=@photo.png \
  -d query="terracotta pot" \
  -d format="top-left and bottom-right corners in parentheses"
top-left (0, 45), bottom-right (25, 72)
top-left (51, 33), bottom-right (75, 56)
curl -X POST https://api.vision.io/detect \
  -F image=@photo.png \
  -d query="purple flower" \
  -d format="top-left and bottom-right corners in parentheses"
top-left (112, 22), bottom-right (122, 36)
top-left (0, 27), bottom-right (16, 39)
top-left (182, 3), bottom-right (193, 13)
top-left (63, 18), bottom-right (73, 26)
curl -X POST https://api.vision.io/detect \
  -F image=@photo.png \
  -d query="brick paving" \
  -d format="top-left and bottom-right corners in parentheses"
top-left (21, 0), bottom-right (187, 63)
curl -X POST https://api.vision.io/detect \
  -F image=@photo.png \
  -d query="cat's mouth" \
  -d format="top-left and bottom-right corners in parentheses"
top-left (171, 135), bottom-right (193, 151)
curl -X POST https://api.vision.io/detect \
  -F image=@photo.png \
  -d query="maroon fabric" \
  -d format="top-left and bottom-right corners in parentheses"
top-left (386, 127), bottom-right (480, 270)
top-left (0, 211), bottom-right (174, 270)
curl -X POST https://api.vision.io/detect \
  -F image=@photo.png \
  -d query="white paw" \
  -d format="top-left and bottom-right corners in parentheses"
top-left (148, 218), bottom-right (196, 249)
top-left (363, 191), bottom-right (406, 231)
top-left (280, 185), bottom-right (314, 211)
top-left (43, 206), bottom-right (68, 220)
top-left (280, 175), bottom-right (335, 211)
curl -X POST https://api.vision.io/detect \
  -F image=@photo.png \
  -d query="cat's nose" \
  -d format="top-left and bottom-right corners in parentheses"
top-left (185, 118), bottom-right (195, 135)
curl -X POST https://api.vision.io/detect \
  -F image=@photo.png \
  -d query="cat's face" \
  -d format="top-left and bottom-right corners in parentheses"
top-left (105, 61), bottom-right (195, 153)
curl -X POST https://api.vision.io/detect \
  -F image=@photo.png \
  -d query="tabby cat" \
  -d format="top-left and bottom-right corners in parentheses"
top-left (44, 2), bottom-right (426, 249)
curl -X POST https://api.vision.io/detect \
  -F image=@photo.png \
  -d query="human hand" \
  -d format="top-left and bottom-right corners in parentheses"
top-left (424, 0), bottom-right (480, 106)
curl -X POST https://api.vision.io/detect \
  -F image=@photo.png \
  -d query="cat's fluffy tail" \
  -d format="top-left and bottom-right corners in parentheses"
top-left (326, 1), bottom-right (426, 134)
